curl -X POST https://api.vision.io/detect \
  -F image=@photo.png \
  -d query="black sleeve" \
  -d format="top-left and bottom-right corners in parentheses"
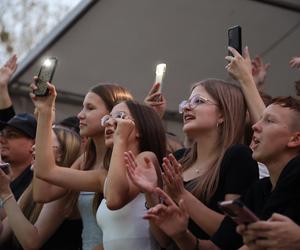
top-left (172, 147), bottom-right (188, 161)
top-left (0, 105), bottom-right (15, 122)
top-left (220, 144), bottom-right (259, 196)
top-left (210, 216), bottom-right (243, 250)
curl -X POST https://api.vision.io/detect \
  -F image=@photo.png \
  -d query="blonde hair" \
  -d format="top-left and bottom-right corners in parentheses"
top-left (181, 79), bottom-right (246, 203)
top-left (11, 126), bottom-right (81, 248)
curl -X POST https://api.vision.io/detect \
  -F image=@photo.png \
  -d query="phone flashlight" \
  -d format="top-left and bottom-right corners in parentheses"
top-left (43, 58), bottom-right (53, 67)
top-left (155, 63), bottom-right (166, 93)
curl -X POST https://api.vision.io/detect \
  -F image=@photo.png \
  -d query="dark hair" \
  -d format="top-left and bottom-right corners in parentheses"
top-left (87, 84), bottom-right (133, 212)
top-left (84, 83), bottom-right (133, 171)
top-left (271, 96), bottom-right (300, 131)
top-left (125, 100), bottom-right (167, 165)
top-left (57, 116), bottom-right (80, 135)
top-left (271, 96), bottom-right (300, 111)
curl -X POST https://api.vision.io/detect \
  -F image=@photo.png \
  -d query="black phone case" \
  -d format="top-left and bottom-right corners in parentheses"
top-left (228, 25), bottom-right (242, 56)
top-left (0, 163), bottom-right (10, 175)
top-left (34, 57), bottom-right (57, 96)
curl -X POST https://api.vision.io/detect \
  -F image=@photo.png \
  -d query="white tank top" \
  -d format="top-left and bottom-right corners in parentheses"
top-left (96, 193), bottom-right (160, 250)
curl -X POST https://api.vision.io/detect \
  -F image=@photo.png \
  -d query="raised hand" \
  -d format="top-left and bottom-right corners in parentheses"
top-left (162, 154), bottom-right (185, 203)
top-left (144, 83), bottom-right (166, 119)
top-left (251, 56), bottom-right (270, 89)
top-left (125, 151), bottom-right (160, 193)
top-left (144, 187), bottom-right (189, 238)
top-left (289, 57), bottom-right (300, 69)
top-left (113, 117), bottom-right (135, 143)
top-left (29, 77), bottom-right (57, 114)
top-left (0, 54), bottom-right (17, 87)
top-left (225, 46), bottom-right (253, 84)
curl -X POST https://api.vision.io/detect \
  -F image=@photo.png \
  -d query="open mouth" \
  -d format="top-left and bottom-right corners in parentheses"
top-left (251, 136), bottom-right (260, 150)
top-left (183, 114), bottom-right (195, 122)
top-left (105, 129), bottom-right (114, 137)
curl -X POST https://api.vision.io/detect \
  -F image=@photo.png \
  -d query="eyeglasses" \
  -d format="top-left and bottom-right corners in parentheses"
top-left (0, 129), bottom-right (26, 139)
top-left (101, 111), bottom-right (129, 127)
top-left (178, 95), bottom-right (217, 114)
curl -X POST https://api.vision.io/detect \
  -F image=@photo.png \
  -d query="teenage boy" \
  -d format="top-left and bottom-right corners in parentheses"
top-left (145, 96), bottom-right (300, 250)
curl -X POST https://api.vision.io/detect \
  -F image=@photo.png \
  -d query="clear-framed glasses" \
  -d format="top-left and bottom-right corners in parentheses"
top-left (178, 95), bottom-right (217, 114)
top-left (100, 111), bottom-right (127, 127)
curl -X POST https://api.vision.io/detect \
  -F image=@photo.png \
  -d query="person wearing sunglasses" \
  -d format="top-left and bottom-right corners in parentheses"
top-left (126, 78), bottom-right (259, 249)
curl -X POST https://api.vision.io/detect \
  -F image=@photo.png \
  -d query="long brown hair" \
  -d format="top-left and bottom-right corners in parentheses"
top-left (11, 126), bottom-right (81, 249)
top-left (92, 101), bottom-right (167, 213)
top-left (181, 79), bottom-right (246, 203)
top-left (86, 84), bottom-right (133, 212)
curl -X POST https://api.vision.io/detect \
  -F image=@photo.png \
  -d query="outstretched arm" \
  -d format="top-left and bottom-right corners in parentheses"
top-left (31, 81), bottom-right (106, 195)
top-left (226, 47), bottom-right (266, 124)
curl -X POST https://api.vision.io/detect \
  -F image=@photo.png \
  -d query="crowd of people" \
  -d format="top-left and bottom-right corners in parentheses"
top-left (0, 46), bottom-right (300, 250)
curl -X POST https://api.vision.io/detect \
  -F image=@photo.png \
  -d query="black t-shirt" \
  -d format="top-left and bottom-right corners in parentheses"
top-left (175, 145), bottom-right (259, 240)
top-left (41, 219), bottom-right (83, 250)
top-left (211, 156), bottom-right (300, 250)
top-left (9, 218), bottom-right (83, 250)
top-left (10, 165), bottom-right (33, 200)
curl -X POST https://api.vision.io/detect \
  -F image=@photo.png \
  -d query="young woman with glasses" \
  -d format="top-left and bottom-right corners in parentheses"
top-left (126, 78), bottom-right (259, 249)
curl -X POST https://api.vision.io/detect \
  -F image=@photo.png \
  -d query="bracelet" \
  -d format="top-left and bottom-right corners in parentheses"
top-left (1, 194), bottom-right (14, 206)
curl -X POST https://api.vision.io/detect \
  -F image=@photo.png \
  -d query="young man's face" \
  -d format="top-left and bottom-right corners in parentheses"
top-left (251, 104), bottom-right (299, 165)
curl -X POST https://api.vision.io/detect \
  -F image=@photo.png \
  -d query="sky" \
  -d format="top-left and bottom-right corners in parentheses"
top-left (0, 0), bottom-right (82, 65)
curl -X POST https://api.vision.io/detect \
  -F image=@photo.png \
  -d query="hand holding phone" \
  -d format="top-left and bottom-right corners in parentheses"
top-left (34, 57), bottom-right (57, 96)
top-left (0, 163), bottom-right (10, 175)
top-left (218, 199), bottom-right (259, 225)
top-left (228, 25), bottom-right (242, 56)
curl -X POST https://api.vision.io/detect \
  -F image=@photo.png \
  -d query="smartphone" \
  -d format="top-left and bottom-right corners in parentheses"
top-left (0, 162), bottom-right (10, 175)
top-left (228, 25), bottom-right (242, 56)
top-left (218, 199), bottom-right (259, 224)
top-left (34, 57), bottom-right (58, 96)
top-left (152, 63), bottom-right (166, 102)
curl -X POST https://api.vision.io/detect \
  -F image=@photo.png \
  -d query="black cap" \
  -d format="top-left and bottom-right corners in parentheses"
top-left (0, 113), bottom-right (37, 139)
top-left (57, 116), bottom-right (80, 135)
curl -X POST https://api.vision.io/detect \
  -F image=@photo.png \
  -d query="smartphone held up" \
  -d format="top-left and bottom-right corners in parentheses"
top-left (34, 57), bottom-right (58, 96)
top-left (154, 63), bottom-right (166, 94)
top-left (228, 25), bottom-right (242, 56)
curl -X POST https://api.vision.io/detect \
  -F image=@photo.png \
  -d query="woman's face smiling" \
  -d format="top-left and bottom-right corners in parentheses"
top-left (77, 92), bottom-right (109, 137)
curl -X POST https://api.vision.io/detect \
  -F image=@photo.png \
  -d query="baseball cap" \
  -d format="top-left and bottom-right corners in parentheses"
top-left (0, 113), bottom-right (37, 139)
